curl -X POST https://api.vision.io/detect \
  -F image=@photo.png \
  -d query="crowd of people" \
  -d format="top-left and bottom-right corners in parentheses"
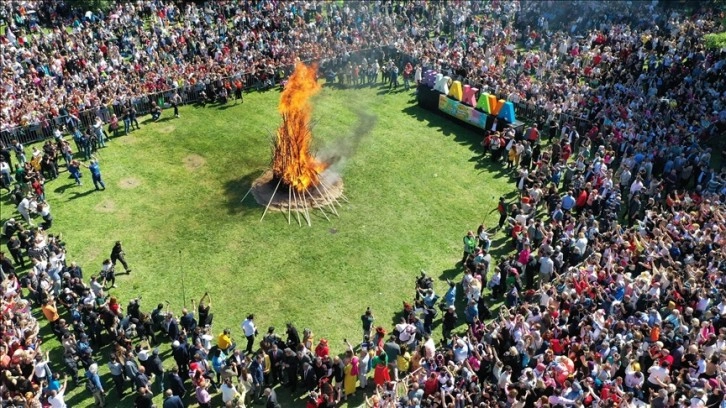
top-left (0, 0), bottom-right (474, 134)
top-left (1, 0), bottom-right (726, 408)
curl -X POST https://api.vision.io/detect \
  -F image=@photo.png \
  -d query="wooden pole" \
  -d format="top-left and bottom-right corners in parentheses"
top-left (287, 186), bottom-right (292, 225)
top-left (308, 190), bottom-right (331, 222)
top-left (292, 189), bottom-right (302, 227)
top-left (319, 181), bottom-right (344, 208)
top-left (300, 190), bottom-right (312, 226)
top-left (314, 184), bottom-right (339, 216)
top-left (260, 178), bottom-right (282, 222)
top-left (240, 186), bottom-right (253, 203)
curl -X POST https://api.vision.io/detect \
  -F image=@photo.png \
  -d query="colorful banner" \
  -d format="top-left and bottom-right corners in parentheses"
top-left (438, 95), bottom-right (489, 129)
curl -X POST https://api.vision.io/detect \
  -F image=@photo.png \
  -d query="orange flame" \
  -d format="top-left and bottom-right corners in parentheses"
top-left (271, 62), bottom-right (327, 193)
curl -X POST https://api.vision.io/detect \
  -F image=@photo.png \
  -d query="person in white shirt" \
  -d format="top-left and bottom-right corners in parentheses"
top-left (241, 314), bottom-right (257, 354)
top-left (33, 352), bottom-right (51, 384)
top-left (48, 377), bottom-right (67, 408)
top-left (17, 196), bottom-right (33, 225)
top-left (629, 176), bottom-right (644, 195)
top-left (221, 377), bottom-right (240, 404)
top-left (647, 361), bottom-right (670, 395)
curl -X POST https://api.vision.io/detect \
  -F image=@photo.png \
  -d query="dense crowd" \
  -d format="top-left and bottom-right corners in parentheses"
top-left (0, 0), bottom-right (474, 132)
top-left (1, 1), bottom-right (726, 408)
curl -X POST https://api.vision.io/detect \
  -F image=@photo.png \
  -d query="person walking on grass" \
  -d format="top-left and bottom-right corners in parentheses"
top-left (111, 241), bottom-right (131, 274)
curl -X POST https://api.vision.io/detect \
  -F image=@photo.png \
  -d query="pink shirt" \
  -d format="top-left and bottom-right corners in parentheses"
top-left (196, 386), bottom-right (211, 404)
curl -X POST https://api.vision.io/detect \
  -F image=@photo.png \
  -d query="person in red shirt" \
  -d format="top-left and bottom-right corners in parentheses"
top-left (561, 142), bottom-right (572, 162)
top-left (315, 339), bottom-right (329, 358)
top-left (423, 371), bottom-right (439, 396)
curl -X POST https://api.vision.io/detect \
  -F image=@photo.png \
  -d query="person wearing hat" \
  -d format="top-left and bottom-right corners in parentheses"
top-left (85, 363), bottom-right (105, 407)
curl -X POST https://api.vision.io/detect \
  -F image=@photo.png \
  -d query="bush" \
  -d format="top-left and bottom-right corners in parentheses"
top-left (704, 32), bottom-right (726, 50)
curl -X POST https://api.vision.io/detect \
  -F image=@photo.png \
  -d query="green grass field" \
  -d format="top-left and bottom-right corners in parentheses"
top-left (1, 83), bottom-right (517, 407)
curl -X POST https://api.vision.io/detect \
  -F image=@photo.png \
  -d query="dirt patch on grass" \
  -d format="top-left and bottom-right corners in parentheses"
top-left (95, 199), bottom-right (116, 213)
top-left (116, 135), bottom-right (139, 145)
top-left (119, 177), bottom-right (142, 189)
top-left (158, 125), bottom-right (176, 134)
top-left (183, 154), bottom-right (207, 171)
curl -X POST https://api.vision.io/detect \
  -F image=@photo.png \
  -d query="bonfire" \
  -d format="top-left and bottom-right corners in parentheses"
top-left (247, 63), bottom-right (345, 225)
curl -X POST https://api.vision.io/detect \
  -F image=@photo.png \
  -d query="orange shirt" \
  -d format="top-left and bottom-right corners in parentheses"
top-left (42, 303), bottom-right (59, 323)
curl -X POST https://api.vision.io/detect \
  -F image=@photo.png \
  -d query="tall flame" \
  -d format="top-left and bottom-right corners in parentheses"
top-left (272, 62), bottom-right (327, 193)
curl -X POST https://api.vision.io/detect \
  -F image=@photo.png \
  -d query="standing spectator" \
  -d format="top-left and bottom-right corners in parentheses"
top-left (360, 307), bottom-right (374, 341)
top-left (167, 366), bottom-right (186, 398)
top-left (241, 314), bottom-right (257, 355)
top-left (442, 305), bottom-right (457, 345)
top-left (108, 355), bottom-right (125, 398)
top-left (48, 377), bottom-right (68, 408)
top-left (92, 117), bottom-right (107, 149)
top-left (195, 380), bottom-right (212, 408)
top-left (85, 363), bottom-right (105, 407)
top-left (264, 388), bottom-right (280, 408)
top-left (461, 230), bottom-right (477, 265)
top-left (250, 353), bottom-right (265, 401)
top-left (171, 92), bottom-right (182, 119)
top-left (163, 389), bottom-right (185, 408)
top-left (134, 387), bottom-right (154, 408)
top-left (83, 159), bottom-right (106, 191)
top-left (109, 114), bottom-right (120, 138)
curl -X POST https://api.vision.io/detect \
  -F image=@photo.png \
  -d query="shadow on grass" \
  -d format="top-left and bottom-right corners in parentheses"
top-left (67, 189), bottom-right (99, 200)
top-left (221, 169), bottom-right (267, 215)
top-left (53, 182), bottom-right (77, 194)
top-left (400, 104), bottom-right (482, 148)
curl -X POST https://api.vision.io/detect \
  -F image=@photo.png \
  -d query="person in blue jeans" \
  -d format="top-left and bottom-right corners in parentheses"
top-left (68, 160), bottom-right (82, 185)
top-left (85, 159), bottom-right (106, 190)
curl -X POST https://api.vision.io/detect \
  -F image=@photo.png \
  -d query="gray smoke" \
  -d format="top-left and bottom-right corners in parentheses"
top-left (317, 108), bottom-right (377, 171)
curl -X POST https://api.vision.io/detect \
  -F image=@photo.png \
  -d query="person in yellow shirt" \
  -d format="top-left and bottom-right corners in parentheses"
top-left (217, 329), bottom-right (235, 353)
top-left (396, 344), bottom-right (411, 375)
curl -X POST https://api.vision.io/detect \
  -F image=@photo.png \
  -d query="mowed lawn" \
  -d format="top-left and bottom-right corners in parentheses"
top-left (2, 83), bottom-right (516, 407)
